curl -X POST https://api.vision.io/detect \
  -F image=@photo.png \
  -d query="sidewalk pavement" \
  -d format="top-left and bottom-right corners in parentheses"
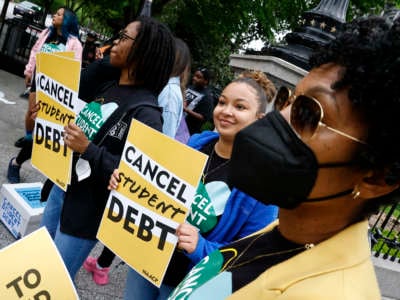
top-left (0, 69), bottom-right (128, 299)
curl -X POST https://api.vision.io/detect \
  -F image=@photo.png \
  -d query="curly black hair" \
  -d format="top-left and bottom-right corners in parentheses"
top-left (310, 16), bottom-right (400, 213)
top-left (126, 16), bottom-right (176, 95)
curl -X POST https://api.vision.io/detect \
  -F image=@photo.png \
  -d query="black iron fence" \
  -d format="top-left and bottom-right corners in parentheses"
top-left (0, 17), bottom-right (44, 76)
top-left (370, 198), bottom-right (400, 262)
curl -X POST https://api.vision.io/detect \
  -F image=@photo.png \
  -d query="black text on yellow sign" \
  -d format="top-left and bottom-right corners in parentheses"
top-left (115, 170), bottom-right (186, 220)
top-left (97, 120), bottom-right (208, 288)
top-left (107, 194), bottom-right (176, 251)
top-left (36, 73), bottom-right (76, 110)
top-left (6, 269), bottom-right (50, 299)
top-left (38, 101), bottom-right (75, 124)
top-left (35, 119), bottom-right (67, 157)
top-left (1, 228), bottom-right (78, 299)
top-left (123, 145), bottom-right (190, 205)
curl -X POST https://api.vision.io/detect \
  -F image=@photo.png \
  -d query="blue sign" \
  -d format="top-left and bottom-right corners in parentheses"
top-left (15, 187), bottom-right (46, 209)
top-left (1, 197), bottom-right (22, 238)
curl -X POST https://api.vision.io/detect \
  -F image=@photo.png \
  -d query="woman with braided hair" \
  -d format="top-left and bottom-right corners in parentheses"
top-left (39, 16), bottom-right (175, 281)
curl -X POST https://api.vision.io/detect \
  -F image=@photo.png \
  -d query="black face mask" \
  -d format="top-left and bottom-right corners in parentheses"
top-left (228, 110), bottom-right (353, 209)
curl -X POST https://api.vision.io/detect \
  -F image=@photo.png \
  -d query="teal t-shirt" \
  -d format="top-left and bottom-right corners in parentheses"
top-left (40, 34), bottom-right (67, 53)
top-left (73, 100), bottom-right (118, 181)
top-left (75, 101), bottom-right (118, 141)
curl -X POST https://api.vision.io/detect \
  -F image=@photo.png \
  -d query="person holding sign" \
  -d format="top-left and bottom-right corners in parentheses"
top-left (39, 16), bottom-right (176, 281)
top-left (24, 7), bottom-right (82, 86)
top-left (7, 7), bottom-right (82, 184)
top-left (113, 70), bottom-right (278, 299)
top-left (169, 15), bottom-right (400, 299)
top-left (83, 37), bottom-right (192, 286)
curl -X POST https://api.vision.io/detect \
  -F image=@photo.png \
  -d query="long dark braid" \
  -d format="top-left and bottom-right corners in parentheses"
top-left (126, 16), bottom-right (175, 95)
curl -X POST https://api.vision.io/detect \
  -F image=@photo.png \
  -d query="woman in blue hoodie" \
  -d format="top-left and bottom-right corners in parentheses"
top-left (109, 70), bottom-right (279, 299)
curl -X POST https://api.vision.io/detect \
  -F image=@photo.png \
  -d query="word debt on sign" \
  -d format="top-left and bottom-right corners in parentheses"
top-left (35, 121), bottom-right (67, 157)
top-left (107, 195), bottom-right (176, 251)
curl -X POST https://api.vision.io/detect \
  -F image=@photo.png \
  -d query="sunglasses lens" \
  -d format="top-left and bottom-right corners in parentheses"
top-left (290, 95), bottom-right (322, 139)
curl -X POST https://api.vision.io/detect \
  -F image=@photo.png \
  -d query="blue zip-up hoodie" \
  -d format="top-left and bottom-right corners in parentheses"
top-left (185, 131), bottom-right (278, 265)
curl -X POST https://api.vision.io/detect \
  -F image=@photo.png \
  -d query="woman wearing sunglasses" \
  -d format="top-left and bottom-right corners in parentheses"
top-left (39, 16), bottom-right (175, 281)
top-left (169, 16), bottom-right (400, 300)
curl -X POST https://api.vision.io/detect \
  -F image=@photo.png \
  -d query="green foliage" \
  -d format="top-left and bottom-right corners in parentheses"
top-left (27, 0), bottom-right (141, 34)
top-left (347, 0), bottom-right (400, 19)
top-left (22, 0), bottom-right (400, 87)
top-left (155, 0), bottom-right (319, 86)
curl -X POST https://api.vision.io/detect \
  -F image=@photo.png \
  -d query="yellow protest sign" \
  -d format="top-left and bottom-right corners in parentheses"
top-left (97, 120), bottom-right (208, 287)
top-left (0, 227), bottom-right (78, 299)
top-left (31, 52), bottom-right (83, 191)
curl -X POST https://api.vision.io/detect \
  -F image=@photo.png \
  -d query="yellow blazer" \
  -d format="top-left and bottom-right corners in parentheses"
top-left (228, 220), bottom-right (381, 300)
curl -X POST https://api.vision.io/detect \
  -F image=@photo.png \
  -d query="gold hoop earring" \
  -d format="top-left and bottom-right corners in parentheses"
top-left (351, 185), bottom-right (361, 200)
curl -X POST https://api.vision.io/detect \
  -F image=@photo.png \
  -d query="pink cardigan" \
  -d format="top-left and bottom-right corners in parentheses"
top-left (24, 28), bottom-right (83, 77)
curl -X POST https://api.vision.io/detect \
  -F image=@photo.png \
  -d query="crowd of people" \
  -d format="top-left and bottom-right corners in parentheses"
top-left (3, 5), bottom-right (400, 300)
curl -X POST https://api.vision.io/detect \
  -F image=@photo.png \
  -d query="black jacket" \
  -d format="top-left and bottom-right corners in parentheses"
top-left (60, 83), bottom-right (163, 239)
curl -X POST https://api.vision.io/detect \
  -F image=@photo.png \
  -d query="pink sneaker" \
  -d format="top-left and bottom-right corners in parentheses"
top-left (83, 256), bottom-right (97, 273)
top-left (83, 257), bottom-right (110, 285)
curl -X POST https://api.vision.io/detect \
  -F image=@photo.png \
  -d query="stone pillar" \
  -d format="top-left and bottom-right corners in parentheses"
top-left (260, 0), bottom-right (350, 70)
top-left (229, 0), bottom-right (351, 90)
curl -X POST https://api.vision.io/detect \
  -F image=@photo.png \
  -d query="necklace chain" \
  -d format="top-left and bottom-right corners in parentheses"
top-left (220, 231), bottom-right (314, 272)
top-left (202, 147), bottom-right (230, 183)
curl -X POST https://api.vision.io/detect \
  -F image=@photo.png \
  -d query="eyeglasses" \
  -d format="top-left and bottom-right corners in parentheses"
top-left (117, 30), bottom-right (136, 42)
top-left (290, 94), bottom-right (367, 145)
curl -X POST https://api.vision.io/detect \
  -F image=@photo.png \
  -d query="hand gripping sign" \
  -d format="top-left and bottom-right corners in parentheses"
top-left (97, 120), bottom-right (208, 287)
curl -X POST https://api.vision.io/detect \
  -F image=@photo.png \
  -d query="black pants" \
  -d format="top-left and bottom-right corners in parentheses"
top-left (98, 246), bottom-right (116, 268)
top-left (15, 139), bottom-right (33, 165)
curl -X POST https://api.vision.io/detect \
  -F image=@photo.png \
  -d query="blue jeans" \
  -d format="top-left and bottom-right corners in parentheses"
top-left (40, 185), bottom-right (65, 239)
top-left (39, 185), bottom-right (97, 280)
top-left (54, 226), bottom-right (97, 280)
top-left (124, 267), bottom-right (174, 300)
